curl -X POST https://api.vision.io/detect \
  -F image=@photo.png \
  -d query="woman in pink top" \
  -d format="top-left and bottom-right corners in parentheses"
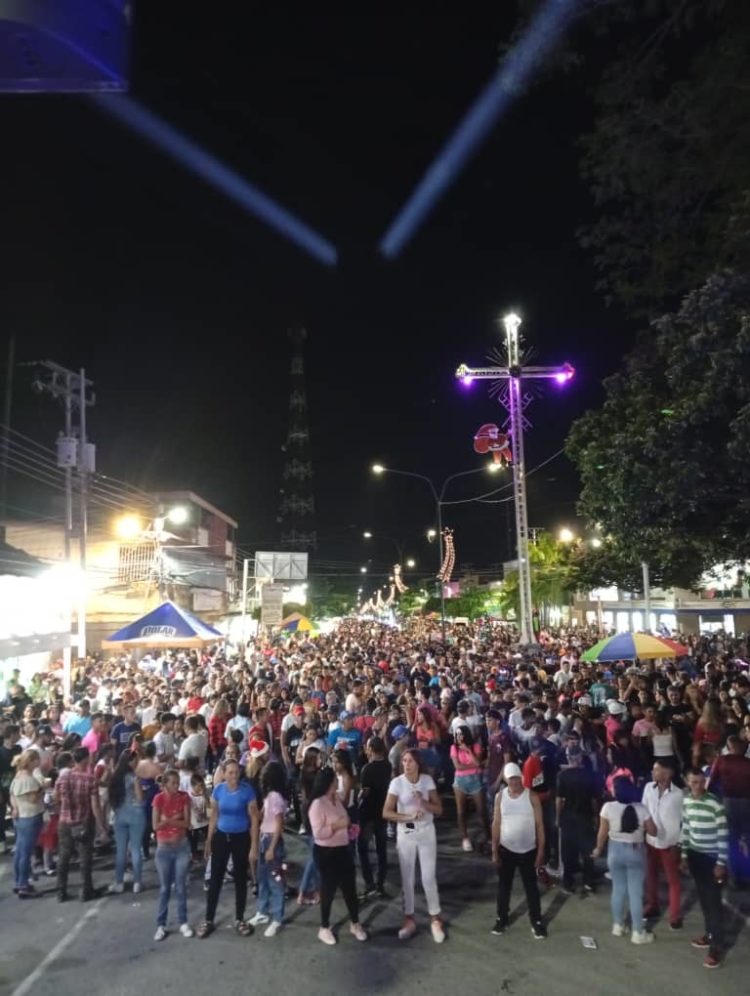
top-left (450, 725), bottom-right (486, 853)
top-left (308, 766), bottom-right (368, 946)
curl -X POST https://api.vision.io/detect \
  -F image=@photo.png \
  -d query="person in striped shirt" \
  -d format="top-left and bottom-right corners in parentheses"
top-left (680, 769), bottom-right (729, 969)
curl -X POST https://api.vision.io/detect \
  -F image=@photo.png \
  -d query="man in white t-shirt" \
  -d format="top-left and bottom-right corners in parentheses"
top-left (178, 715), bottom-right (208, 771)
top-left (554, 661), bottom-right (573, 690)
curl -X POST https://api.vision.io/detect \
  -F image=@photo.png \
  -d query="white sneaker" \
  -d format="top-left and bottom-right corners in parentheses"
top-left (631, 930), bottom-right (654, 945)
top-left (318, 927), bottom-right (336, 945)
top-left (179, 923), bottom-right (194, 938)
top-left (154, 926), bottom-right (167, 941)
top-left (108, 882), bottom-right (124, 894)
top-left (248, 912), bottom-right (270, 927)
top-left (133, 883), bottom-right (142, 894)
top-left (431, 919), bottom-right (446, 944)
top-left (612, 923), bottom-right (627, 937)
top-left (264, 920), bottom-right (282, 938)
top-left (461, 838), bottom-right (472, 852)
top-left (350, 923), bottom-right (368, 942)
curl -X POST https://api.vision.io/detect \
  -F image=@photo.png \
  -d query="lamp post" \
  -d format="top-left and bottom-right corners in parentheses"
top-left (371, 463), bottom-right (496, 641)
top-left (457, 312), bottom-right (574, 644)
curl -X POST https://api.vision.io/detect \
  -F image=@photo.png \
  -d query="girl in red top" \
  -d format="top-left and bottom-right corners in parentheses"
top-left (152, 769), bottom-right (192, 941)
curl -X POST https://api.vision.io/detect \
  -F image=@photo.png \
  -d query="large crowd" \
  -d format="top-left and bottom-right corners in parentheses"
top-left (2, 618), bottom-right (749, 970)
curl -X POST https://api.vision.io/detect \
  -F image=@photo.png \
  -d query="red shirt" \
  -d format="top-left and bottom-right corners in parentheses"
top-left (712, 754), bottom-right (750, 799)
top-left (152, 789), bottom-right (190, 843)
top-left (208, 715), bottom-right (227, 754)
top-left (186, 696), bottom-right (204, 714)
top-left (56, 768), bottom-right (98, 824)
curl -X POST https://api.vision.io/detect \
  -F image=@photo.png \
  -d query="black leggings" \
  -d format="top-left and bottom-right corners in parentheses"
top-left (206, 831), bottom-right (249, 923)
top-left (314, 844), bottom-right (359, 929)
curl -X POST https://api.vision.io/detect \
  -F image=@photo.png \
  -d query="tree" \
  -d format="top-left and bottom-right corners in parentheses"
top-left (498, 531), bottom-right (579, 623)
top-left (566, 271), bottom-right (750, 588)
top-left (509, 0), bottom-right (750, 315)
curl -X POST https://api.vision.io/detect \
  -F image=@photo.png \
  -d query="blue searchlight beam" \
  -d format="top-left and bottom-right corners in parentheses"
top-left (91, 95), bottom-right (338, 266)
top-left (379, 0), bottom-right (581, 259)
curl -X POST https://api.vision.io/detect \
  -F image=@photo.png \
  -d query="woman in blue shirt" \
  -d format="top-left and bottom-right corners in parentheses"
top-left (197, 758), bottom-right (259, 938)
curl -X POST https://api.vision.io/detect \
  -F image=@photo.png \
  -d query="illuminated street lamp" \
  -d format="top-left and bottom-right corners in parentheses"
top-left (590, 537), bottom-right (603, 549)
top-left (114, 514), bottom-right (142, 540)
top-left (559, 527), bottom-right (576, 544)
top-left (360, 566), bottom-right (367, 574)
top-left (372, 464), bottom-right (385, 475)
top-left (406, 558), bottom-right (416, 568)
top-left (427, 529), bottom-right (437, 540)
top-left (166, 505), bottom-right (188, 525)
top-left (363, 531), bottom-right (373, 539)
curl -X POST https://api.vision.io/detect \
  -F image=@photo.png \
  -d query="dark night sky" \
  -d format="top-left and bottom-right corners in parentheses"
top-left (0, 5), bottom-right (634, 585)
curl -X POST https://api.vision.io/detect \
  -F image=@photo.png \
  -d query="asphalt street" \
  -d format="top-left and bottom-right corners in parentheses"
top-left (0, 814), bottom-right (747, 996)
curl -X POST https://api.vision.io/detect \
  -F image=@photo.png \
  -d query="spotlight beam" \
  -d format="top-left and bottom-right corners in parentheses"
top-left (90, 95), bottom-right (338, 267)
top-left (379, 0), bottom-right (581, 258)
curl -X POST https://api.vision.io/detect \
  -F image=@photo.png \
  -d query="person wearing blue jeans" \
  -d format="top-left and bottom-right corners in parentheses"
top-left (13, 813), bottom-right (43, 895)
top-left (256, 833), bottom-right (286, 924)
top-left (152, 770), bottom-right (194, 940)
top-left (298, 835), bottom-right (320, 899)
top-left (107, 751), bottom-right (146, 894)
top-left (593, 777), bottom-right (656, 944)
top-left (249, 765), bottom-right (288, 936)
top-left (9, 750), bottom-right (45, 898)
top-left (155, 840), bottom-right (191, 929)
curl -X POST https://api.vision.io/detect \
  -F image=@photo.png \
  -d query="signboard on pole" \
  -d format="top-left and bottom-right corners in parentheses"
top-left (255, 551), bottom-right (308, 581)
top-left (261, 583), bottom-right (285, 626)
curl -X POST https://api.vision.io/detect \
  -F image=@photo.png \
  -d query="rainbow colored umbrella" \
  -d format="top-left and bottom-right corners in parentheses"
top-left (581, 632), bottom-right (686, 662)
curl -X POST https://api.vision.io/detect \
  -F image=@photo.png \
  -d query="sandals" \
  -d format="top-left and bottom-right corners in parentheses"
top-left (196, 921), bottom-right (215, 938)
top-left (234, 919), bottom-right (254, 936)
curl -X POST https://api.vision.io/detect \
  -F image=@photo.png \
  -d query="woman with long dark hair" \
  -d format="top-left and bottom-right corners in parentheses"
top-left (308, 766), bottom-right (367, 945)
top-left (297, 746), bottom-right (322, 904)
top-left (383, 748), bottom-right (444, 943)
top-left (450, 725), bottom-right (485, 852)
top-left (249, 761), bottom-right (288, 937)
top-left (593, 776), bottom-right (656, 943)
top-left (108, 744), bottom-right (145, 894)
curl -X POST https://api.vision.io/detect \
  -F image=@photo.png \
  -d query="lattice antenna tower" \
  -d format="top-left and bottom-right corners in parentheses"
top-left (278, 326), bottom-right (317, 549)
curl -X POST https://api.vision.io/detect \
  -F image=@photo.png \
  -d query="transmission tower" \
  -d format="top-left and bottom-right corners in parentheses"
top-left (278, 327), bottom-right (316, 550)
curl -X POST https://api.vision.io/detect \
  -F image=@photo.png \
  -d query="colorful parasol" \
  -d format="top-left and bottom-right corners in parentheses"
top-left (280, 612), bottom-right (314, 632)
top-left (581, 632), bottom-right (687, 662)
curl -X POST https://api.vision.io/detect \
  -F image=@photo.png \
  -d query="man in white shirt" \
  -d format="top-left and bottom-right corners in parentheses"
top-left (642, 760), bottom-right (684, 928)
top-left (178, 715), bottom-right (208, 772)
top-left (554, 661), bottom-right (573, 690)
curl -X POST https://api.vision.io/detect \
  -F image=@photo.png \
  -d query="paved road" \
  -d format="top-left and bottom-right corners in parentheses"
top-left (0, 816), bottom-right (747, 996)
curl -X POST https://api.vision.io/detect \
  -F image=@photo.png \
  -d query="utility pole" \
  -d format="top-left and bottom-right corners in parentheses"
top-left (641, 561), bottom-right (651, 633)
top-left (457, 313), bottom-right (574, 644)
top-left (240, 557), bottom-right (250, 649)
top-left (29, 361), bottom-right (95, 661)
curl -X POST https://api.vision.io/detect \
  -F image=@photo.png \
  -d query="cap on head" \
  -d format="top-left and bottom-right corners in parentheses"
top-left (503, 762), bottom-right (522, 780)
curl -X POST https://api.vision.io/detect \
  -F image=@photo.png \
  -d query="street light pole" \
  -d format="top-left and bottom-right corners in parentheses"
top-left (457, 313), bottom-right (574, 645)
top-left (371, 464), bottom-right (493, 643)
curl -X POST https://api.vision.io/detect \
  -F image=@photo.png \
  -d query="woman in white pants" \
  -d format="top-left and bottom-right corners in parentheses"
top-left (383, 749), bottom-right (445, 943)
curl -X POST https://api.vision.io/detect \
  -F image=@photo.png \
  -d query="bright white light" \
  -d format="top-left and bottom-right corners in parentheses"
top-left (360, 566), bottom-right (368, 574)
top-left (167, 505), bottom-right (188, 525)
top-left (503, 312), bottom-right (522, 336)
top-left (487, 462), bottom-right (502, 473)
top-left (363, 531), bottom-right (373, 539)
top-left (114, 514), bottom-right (142, 540)
top-left (590, 537), bottom-right (603, 549)
top-left (372, 464), bottom-right (385, 475)
top-left (284, 583), bottom-right (308, 604)
top-left (427, 529), bottom-right (437, 540)
top-left (559, 527), bottom-right (575, 543)
top-left (406, 559), bottom-right (416, 568)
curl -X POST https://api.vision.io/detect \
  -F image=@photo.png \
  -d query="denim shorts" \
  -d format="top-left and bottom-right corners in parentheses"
top-left (454, 773), bottom-right (483, 795)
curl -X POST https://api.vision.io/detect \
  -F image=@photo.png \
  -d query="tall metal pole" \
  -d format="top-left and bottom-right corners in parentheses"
top-left (0, 334), bottom-right (15, 524)
top-left (240, 557), bottom-right (249, 647)
top-left (641, 561), bottom-right (651, 633)
top-left (437, 500), bottom-right (446, 642)
top-left (78, 368), bottom-right (88, 658)
top-left (505, 314), bottom-right (534, 645)
top-left (63, 373), bottom-right (73, 562)
top-left (456, 313), bottom-right (574, 646)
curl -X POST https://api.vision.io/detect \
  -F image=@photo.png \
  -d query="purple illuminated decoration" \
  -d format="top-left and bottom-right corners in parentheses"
top-left (554, 363), bottom-right (575, 385)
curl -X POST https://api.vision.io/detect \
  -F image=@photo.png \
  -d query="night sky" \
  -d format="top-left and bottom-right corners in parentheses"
top-left (0, 6), bottom-right (634, 586)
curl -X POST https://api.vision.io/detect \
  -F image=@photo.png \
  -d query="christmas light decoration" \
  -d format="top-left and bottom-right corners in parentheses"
top-left (393, 564), bottom-right (409, 594)
top-left (437, 528), bottom-right (455, 584)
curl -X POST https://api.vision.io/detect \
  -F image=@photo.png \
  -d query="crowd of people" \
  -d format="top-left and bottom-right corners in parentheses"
top-left (2, 617), bottom-right (749, 969)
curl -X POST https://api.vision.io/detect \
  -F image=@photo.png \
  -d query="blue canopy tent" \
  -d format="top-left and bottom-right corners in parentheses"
top-left (102, 600), bottom-right (223, 650)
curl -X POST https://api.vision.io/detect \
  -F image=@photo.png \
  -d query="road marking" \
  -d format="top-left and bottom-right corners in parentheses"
top-left (10, 897), bottom-right (106, 996)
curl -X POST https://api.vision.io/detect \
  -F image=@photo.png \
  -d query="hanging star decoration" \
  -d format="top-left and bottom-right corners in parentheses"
top-left (437, 528), bottom-right (455, 584)
top-left (393, 564), bottom-right (409, 594)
